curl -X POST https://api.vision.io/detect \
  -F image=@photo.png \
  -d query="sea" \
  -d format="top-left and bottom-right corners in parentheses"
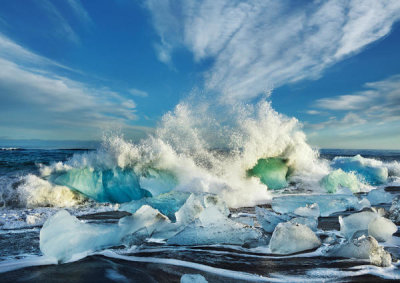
top-left (0, 102), bottom-right (400, 282)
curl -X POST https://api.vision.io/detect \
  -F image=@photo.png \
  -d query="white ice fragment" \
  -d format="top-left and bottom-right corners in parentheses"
top-left (367, 189), bottom-right (393, 205)
top-left (358, 198), bottom-right (371, 210)
top-left (168, 206), bottom-right (264, 246)
top-left (339, 210), bottom-right (396, 241)
top-left (331, 235), bottom-right (391, 267)
top-left (26, 213), bottom-right (46, 226)
top-left (40, 210), bottom-right (121, 262)
top-left (368, 216), bottom-right (397, 242)
top-left (255, 206), bottom-right (290, 233)
top-left (175, 193), bottom-right (229, 226)
top-left (181, 274), bottom-right (208, 283)
top-left (294, 203), bottom-right (320, 218)
top-left (339, 211), bottom-right (377, 239)
top-left (269, 222), bottom-right (321, 255)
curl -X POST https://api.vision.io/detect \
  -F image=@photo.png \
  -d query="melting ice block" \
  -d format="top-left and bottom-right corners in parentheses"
top-left (119, 191), bottom-right (191, 222)
top-left (367, 188), bottom-right (393, 205)
top-left (247, 158), bottom-right (289, 190)
top-left (53, 168), bottom-right (150, 203)
top-left (331, 235), bottom-right (391, 267)
top-left (269, 222), bottom-right (321, 254)
top-left (320, 169), bottom-right (360, 193)
top-left (339, 210), bottom-right (397, 241)
top-left (167, 206), bottom-right (265, 246)
top-left (40, 210), bottom-right (122, 262)
top-left (331, 155), bottom-right (388, 185)
top-left (255, 206), bottom-right (290, 233)
top-left (271, 194), bottom-right (360, 217)
top-left (289, 217), bottom-right (318, 231)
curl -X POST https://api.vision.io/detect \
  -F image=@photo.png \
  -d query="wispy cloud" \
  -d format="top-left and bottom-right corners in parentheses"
top-left (146, 0), bottom-right (400, 102)
top-left (0, 34), bottom-right (147, 140)
top-left (314, 74), bottom-right (400, 121)
top-left (66, 0), bottom-right (94, 29)
top-left (128, 88), bottom-right (148, 97)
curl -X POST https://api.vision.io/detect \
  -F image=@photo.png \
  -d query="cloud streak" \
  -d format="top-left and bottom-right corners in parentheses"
top-left (146, 0), bottom-right (400, 102)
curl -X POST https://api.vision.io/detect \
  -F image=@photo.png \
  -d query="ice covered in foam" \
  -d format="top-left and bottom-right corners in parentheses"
top-left (269, 222), bottom-right (321, 254)
top-left (320, 169), bottom-right (361, 193)
top-left (246, 158), bottom-right (289, 190)
top-left (271, 194), bottom-right (362, 217)
top-left (331, 155), bottom-right (388, 185)
top-left (37, 100), bottom-right (329, 208)
top-left (331, 235), bottom-right (391, 267)
top-left (339, 210), bottom-right (397, 241)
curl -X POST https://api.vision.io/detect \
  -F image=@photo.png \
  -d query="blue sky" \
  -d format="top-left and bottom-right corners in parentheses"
top-left (0, 0), bottom-right (399, 149)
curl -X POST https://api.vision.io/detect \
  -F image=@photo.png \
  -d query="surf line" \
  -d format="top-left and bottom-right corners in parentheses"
top-left (99, 250), bottom-right (321, 282)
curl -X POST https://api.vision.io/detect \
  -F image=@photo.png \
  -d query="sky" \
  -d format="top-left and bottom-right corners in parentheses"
top-left (0, 0), bottom-right (400, 149)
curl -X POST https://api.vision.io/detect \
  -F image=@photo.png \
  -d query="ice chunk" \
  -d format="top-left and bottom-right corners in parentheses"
top-left (269, 222), bottom-right (321, 254)
top-left (167, 206), bottom-right (265, 246)
top-left (53, 168), bottom-right (150, 203)
top-left (119, 191), bottom-right (191, 221)
top-left (294, 203), bottom-right (320, 218)
top-left (339, 211), bottom-right (378, 239)
top-left (320, 169), bottom-right (360, 193)
top-left (289, 217), bottom-right (318, 231)
top-left (40, 210), bottom-right (122, 262)
top-left (367, 188), bottom-right (393, 205)
top-left (388, 196), bottom-right (400, 224)
top-left (331, 235), bottom-right (391, 267)
top-left (271, 194), bottom-right (360, 217)
top-left (181, 274), bottom-right (208, 283)
top-left (119, 205), bottom-right (173, 242)
top-left (247, 158), bottom-right (289, 190)
top-left (331, 155), bottom-right (388, 185)
top-left (368, 216), bottom-right (397, 242)
top-left (175, 193), bottom-right (229, 226)
top-left (255, 206), bottom-right (290, 233)
top-left (339, 210), bottom-right (396, 241)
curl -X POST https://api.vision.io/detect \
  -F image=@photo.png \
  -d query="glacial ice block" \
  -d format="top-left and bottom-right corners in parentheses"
top-left (247, 158), bottom-right (289, 190)
top-left (289, 217), bottom-right (318, 231)
top-left (119, 191), bottom-right (191, 222)
top-left (167, 206), bottom-right (264, 246)
top-left (331, 235), bottom-right (391, 267)
top-left (40, 210), bottom-right (122, 262)
top-left (174, 193), bottom-right (230, 226)
top-left (368, 216), bottom-right (397, 242)
top-left (331, 155), bottom-right (388, 185)
top-left (320, 169), bottom-right (360, 193)
top-left (255, 206), bottom-right (290, 233)
top-left (339, 210), bottom-right (396, 241)
top-left (367, 188), bottom-right (393, 205)
top-left (271, 194), bottom-right (360, 217)
top-left (269, 222), bottom-right (321, 254)
top-left (53, 168), bottom-right (151, 203)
